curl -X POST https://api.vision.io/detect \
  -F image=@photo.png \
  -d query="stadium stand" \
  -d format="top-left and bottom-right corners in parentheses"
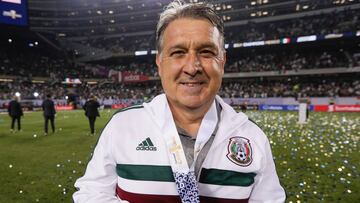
top-left (0, 0), bottom-right (359, 110)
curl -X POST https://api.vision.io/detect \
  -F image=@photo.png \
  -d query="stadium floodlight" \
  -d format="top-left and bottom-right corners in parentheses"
top-left (33, 92), bottom-right (39, 97)
top-left (65, 96), bottom-right (69, 100)
top-left (34, 41), bottom-right (38, 45)
top-left (8, 38), bottom-right (12, 43)
top-left (29, 43), bottom-right (34, 47)
top-left (15, 92), bottom-right (21, 97)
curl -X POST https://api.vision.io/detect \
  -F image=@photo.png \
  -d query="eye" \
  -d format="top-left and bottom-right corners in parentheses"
top-left (199, 49), bottom-right (216, 58)
top-left (170, 50), bottom-right (185, 57)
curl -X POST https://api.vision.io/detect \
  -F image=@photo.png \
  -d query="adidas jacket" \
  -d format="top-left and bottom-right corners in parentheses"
top-left (73, 94), bottom-right (286, 203)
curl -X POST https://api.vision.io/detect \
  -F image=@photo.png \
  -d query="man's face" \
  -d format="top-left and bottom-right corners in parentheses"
top-left (156, 18), bottom-right (225, 111)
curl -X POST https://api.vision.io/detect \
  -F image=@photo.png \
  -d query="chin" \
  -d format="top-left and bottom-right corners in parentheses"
top-left (179, 97), bottom-right (209, 109)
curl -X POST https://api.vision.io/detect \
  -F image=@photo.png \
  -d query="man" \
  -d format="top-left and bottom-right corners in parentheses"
top-left (73, 1), bottom-right (285, 202)
top-left (83, 95), bottom-right (100, 135)
top-left (8, 96), bottom-right (23, 132)
top-left (42, 94), bottom-right (56, 135)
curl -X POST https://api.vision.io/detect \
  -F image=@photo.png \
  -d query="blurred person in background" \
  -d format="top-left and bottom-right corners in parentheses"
top-left (8, 96), bottom-right (23, 132)
top-left (42, 94), bottom-right (56, 135)
top-left (83, 95), bottom-right (100, 135)
top-left (73, 1), bottom-right (285, 202)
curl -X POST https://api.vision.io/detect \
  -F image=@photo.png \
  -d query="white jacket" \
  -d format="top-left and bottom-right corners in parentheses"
top-left (73, 94), bottom-right (285, 203)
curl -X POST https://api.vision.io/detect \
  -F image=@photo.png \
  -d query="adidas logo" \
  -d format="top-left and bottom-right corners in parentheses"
top-left (136, 137), bottom-right (157, 151)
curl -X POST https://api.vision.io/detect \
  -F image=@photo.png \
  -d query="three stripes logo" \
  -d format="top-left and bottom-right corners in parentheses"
top-left (136, 137), bottom-right (157, 151)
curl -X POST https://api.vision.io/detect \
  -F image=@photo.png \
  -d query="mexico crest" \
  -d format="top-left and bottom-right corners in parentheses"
top-left (227, 137), bottom-right (252, 167)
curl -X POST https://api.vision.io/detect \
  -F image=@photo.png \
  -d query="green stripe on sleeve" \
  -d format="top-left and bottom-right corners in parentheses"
top-left (116, 164), bottom-right (175, 182)
top-left (199, 168), bottom-right (256, 186)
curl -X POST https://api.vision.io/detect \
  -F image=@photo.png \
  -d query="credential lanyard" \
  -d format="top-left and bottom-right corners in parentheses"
top-left (162, 100), bottom-right (220, 203)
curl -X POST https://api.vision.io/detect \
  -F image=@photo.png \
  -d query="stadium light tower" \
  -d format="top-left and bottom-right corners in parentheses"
top-left (15, 92), bottom-right (21, 97)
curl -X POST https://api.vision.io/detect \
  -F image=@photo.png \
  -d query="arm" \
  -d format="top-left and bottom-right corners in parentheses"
top-left (52, 101), bottom-right (56, 114)
top-left (73, 122), bottom-right (126, 203)
top-left (249, 135), bottom-right (286, 203)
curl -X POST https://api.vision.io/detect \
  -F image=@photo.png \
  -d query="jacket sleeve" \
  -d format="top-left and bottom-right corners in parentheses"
top-left (52, 101), bottom-right (56, 114)
top-left (73, 121), bottom-right (127, 203)
top-left (249, 134), bottom-right (286, 203)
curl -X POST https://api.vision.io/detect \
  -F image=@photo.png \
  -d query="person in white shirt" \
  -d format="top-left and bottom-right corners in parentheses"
top-left (73, 1), bottom-right (286, 202)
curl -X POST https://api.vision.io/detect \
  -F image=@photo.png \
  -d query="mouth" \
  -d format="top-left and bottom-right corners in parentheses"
top-left (179, 82), bottom-right (205, 87)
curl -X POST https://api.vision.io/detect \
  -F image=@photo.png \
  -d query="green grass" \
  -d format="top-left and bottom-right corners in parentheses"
top-left (0, 110), bottom-right (359, 202)
top-left (0, 110), bottom-right (114, 203)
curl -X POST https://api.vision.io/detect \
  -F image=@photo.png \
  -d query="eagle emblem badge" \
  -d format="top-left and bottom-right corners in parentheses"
top-left (227, 137), bottom-right (252, 167)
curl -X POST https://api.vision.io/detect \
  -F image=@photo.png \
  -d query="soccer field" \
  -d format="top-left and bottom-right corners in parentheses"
top-left (0, 110), bottom-right (359, 202)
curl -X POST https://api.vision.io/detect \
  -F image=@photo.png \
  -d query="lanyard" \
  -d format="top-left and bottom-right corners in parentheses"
top-left (162, 100), bottom-right (219, 203)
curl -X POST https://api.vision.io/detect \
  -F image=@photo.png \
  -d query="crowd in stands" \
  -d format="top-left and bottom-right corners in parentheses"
top-left (0, 47), bottom-right (95, 80)
top-left (219, 79), bottom-right (360, 98)
top-left (1, 5), bottom-right (359, 103)
top-left (1, 78), bottom-right (359, 102)
top-left (1, 46), bottom-right (358, 79)
top-left (79, 35), bottom-right (153, 54)
top-left (74, 8), bottom-right (360, 53)
top-left (226, 8), bottom-right (360, 43)
top-left (226, 50), bottom-right (353, 73)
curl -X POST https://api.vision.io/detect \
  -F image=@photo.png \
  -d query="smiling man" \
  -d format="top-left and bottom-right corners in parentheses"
top-left (156, 16), bottom-right (226, 137)
top-left (73, 1), bottom-right (285, 203)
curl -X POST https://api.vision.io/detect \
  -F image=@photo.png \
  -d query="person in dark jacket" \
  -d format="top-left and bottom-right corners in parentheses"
top-left (83, 95), bottom-right (100, 135)
top-left (8, 96), bottom-right (23, 132)
top-left (42, 94), bottom-right (56, 135)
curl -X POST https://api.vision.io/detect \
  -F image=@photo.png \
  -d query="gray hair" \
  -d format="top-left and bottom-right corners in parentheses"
top-left (156, 0), bottom-right (224, 52)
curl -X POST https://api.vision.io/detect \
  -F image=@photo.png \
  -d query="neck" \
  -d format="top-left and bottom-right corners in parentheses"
top-left (169, 100), bottom-right (213, 139)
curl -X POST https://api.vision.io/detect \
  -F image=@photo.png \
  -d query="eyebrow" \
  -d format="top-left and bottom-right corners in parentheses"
top-left (168, 42), bottom-right (219, 52)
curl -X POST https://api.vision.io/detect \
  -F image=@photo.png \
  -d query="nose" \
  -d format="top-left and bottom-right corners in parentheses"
top-left (183, 53), bottom-right (202, 76)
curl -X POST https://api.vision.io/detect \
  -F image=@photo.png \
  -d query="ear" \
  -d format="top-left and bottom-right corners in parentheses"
top-left (156, 54), bottom-right (162, 77)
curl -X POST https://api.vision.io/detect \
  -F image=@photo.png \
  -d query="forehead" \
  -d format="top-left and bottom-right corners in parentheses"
top-left (162, 18), bottom-right (221, 49)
